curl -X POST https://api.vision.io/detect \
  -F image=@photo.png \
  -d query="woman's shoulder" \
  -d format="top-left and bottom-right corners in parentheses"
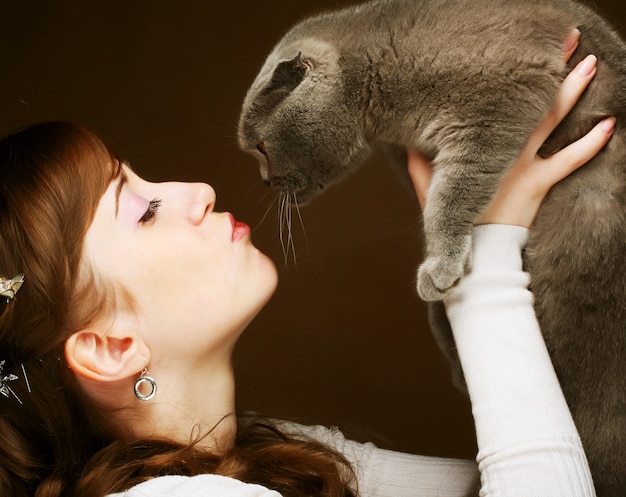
top-left (106, 474), bottom-right (282, 497)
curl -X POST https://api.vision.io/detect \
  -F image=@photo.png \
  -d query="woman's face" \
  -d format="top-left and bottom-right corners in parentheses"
top-left (83, 165), bottom-right (278, 366)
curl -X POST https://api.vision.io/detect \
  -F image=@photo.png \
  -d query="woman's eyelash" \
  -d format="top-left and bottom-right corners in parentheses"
top-left (139, 198), bottom-right (162, 223)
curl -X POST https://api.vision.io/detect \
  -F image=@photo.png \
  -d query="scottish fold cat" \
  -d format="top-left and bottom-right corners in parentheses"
top-left (238, 0), bottom-right (626, 494)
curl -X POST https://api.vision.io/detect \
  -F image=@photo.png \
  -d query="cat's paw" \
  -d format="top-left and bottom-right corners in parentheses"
top-left (416, 254), bottom-right (465, 301)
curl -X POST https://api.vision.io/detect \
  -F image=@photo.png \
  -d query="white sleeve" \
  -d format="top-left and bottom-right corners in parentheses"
top-left (279, 421), bottom-right (480, 497)
top-left (443, 224), bottom-right (596, 496)
top-left (106, 474), bottom-right (281, 497)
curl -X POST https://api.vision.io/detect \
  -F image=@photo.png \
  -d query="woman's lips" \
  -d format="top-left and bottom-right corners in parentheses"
top-left (229, 213), bottom-right (250, 242)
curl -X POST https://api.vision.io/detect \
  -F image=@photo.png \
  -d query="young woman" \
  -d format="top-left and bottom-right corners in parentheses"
top-left (0, 33), bottom-right (609, 496)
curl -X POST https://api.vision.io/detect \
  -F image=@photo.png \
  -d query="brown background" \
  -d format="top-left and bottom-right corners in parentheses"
top-left (1, 0), bottom-right (624, 459)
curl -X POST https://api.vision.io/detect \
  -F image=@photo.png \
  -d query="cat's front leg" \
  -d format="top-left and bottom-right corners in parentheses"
top-left (417, 220), bottom-right (472, 301)
top-left (416, 151), bottom-right (507, 301)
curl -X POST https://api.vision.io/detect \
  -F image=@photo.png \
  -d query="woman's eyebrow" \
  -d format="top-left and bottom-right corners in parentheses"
top-left (115, 169), bottom-right (128, 218)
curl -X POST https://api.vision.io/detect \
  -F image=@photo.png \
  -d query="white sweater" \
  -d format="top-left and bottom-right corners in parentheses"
top-left (108, 224), bottom-right (595, 497)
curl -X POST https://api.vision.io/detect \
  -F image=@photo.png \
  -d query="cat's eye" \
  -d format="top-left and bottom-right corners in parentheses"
top-left (256, 140), bottom-right (267, 156)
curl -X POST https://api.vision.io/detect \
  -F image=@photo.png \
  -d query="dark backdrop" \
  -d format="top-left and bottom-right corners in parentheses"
top-left (1, 0), bottom-right (624, 459)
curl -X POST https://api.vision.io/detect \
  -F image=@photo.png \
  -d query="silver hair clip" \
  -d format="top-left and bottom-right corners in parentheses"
top-left (0, 273), bottom-right (25, 303)
top-left (0, 360), bottom-right (21, 403)
top-left (0, 360), bottom-right (31, 405)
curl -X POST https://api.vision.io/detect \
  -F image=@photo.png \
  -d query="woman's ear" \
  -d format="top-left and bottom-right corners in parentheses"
top-left (65, 329), bottom-right (148, 382)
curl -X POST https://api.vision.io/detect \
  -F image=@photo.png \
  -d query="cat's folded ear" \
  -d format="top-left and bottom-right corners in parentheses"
top-left (265, 52), bottom-right (310, 95)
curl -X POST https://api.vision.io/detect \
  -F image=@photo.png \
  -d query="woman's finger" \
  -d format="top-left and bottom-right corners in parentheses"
top-left (406, 149), bottom-right (433, 211)
top-left (526, 54), bottom-right (597, 152)
top-left (561, 28), bottom-right (580, 63)
top-left (540, 117), bottom-right (615, 186)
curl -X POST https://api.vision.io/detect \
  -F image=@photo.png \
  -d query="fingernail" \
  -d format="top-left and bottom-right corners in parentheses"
top-left (562, 28), bottom-right (581, 52)
top-left (577, 54), bottom-right (597, 76)
top-left (600, 117), bottom-right (616, 133)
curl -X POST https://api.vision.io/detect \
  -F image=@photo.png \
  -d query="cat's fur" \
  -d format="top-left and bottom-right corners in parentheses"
top-left (238, 0), bottom-right (626, 494)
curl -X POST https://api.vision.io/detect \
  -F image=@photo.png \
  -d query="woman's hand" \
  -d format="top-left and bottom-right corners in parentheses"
top-left (408, 36), bottom-right (615, 228)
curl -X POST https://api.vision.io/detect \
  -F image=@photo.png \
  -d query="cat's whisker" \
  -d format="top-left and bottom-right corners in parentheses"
top-left (286, 193), bottom-right (297, 266)
top-left (278, 194), bottom-right (290, 267)
top-left (277, 192), bottom-right (300, 267)
top-left (253, 195), bottom-right (277, 232)
top-left (292, 193), bottom-right (309, 253)
top-left (273, 192), bottom-right (304, 267)
top-left (240, 179), bottom-right (262, 201)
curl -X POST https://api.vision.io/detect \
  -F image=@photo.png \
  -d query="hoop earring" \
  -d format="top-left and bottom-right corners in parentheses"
top-left (134, 368), bottom-right (157, 401)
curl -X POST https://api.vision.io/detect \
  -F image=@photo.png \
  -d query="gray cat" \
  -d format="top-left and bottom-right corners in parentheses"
top-left (237, 0), bottom-right (626, 494)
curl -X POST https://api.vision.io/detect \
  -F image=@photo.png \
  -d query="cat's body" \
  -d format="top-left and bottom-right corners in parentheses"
top-left (238, 0), bottom-right (626, 494)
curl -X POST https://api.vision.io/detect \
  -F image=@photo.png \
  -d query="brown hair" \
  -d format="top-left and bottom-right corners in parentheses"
top-left (0, 122), bottom-right (357, 497)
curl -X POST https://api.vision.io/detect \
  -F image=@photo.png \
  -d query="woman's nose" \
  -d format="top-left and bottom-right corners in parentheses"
top-left (183, 182), bottom-right (216, 225)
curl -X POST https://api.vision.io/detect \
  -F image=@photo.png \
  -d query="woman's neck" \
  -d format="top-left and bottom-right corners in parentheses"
top-left (119, 357), bottom-right (238, 453)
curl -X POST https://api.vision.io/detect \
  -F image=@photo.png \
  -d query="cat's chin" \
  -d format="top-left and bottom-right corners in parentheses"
top-left (265, 176), bottom-right (322, 205)
top-left (275, 188), bottom-right (316, 206)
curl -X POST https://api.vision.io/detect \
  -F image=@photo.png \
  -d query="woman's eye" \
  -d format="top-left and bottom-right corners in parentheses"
top-left (139, 198), bottom-right (162, 223)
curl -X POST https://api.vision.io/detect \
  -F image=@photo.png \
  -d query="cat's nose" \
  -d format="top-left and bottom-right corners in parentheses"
top-left (259, 164), bottom-right (270, 185)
